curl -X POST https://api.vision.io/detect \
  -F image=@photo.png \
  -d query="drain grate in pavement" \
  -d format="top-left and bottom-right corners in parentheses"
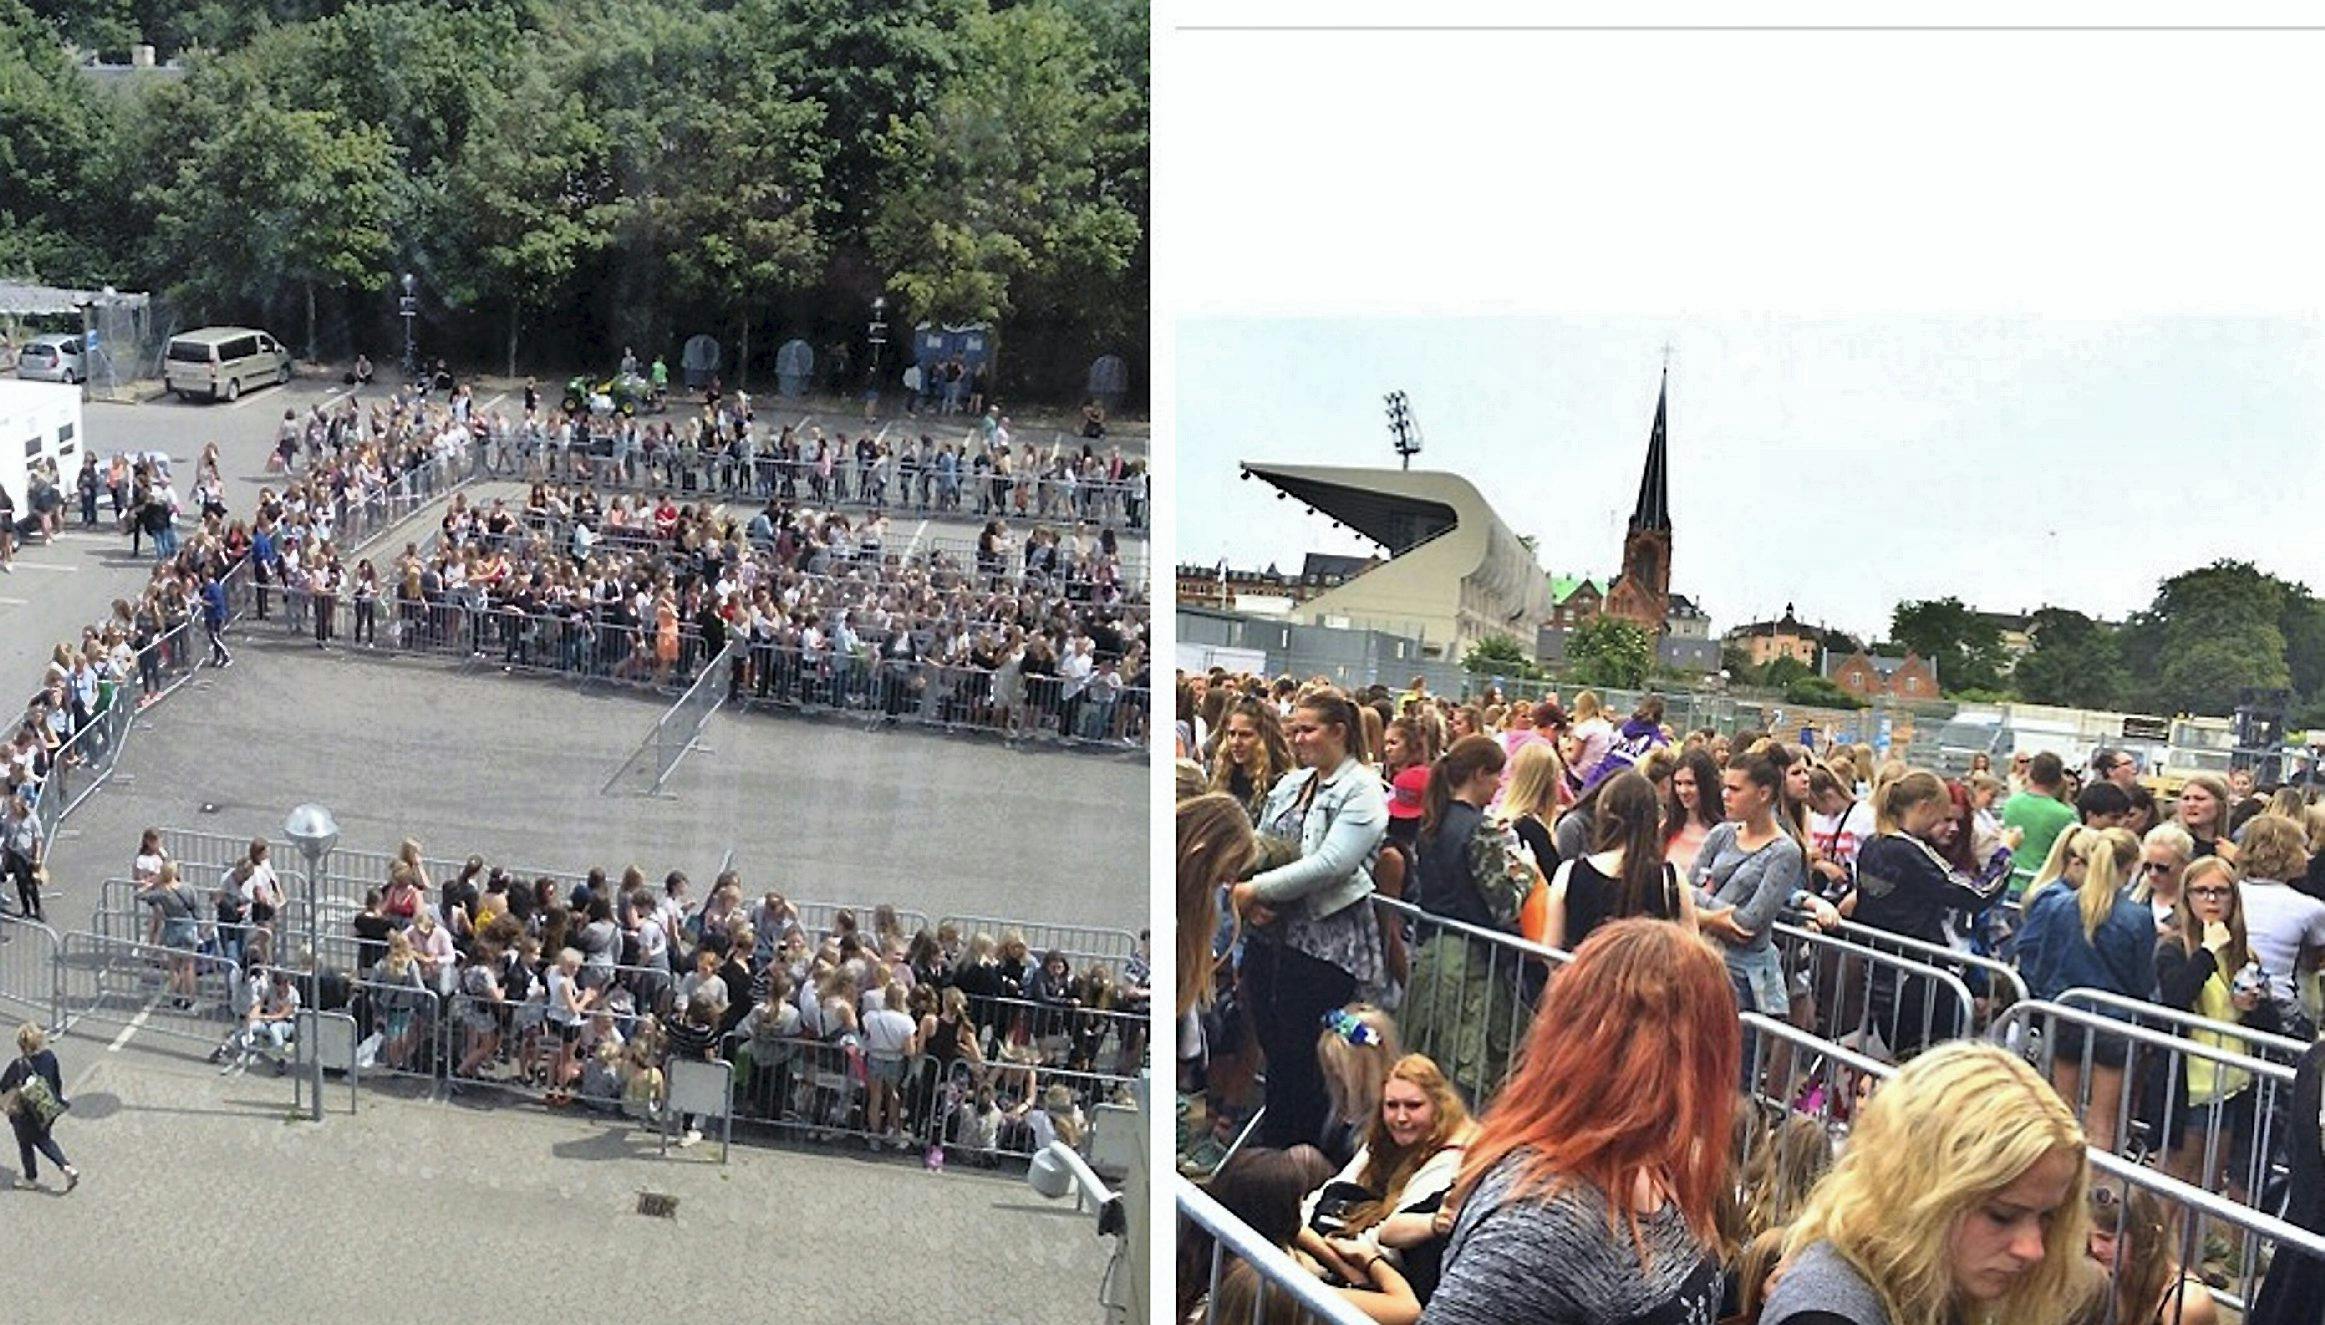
top-left (636, 1192), bottom-right (679, 1219)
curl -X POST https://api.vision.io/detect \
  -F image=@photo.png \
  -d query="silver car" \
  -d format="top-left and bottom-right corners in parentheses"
top-left (14, 333), bottom-right (87, 384)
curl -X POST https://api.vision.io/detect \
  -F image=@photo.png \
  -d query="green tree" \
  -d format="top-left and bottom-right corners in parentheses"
top-left (1890, 597), bottom-right (2007, 695)
top-left (0, 0), bottom-right (126, 284)
top-left (1784, 674), bottom-right (1865, 710)
top-left (2127, 561), bottom-right (2291, 716)
top-left (138, 66), bottom-right (400, 341)
top-left (442, 63), bottom-right (619, 375)
top-left (2011, 608), bottom-right (2132, 710)
top-left (1463, 633), bottom-right (1542, 682)
top-left (870, 2), bottom-right (1142, 328)
top-left (1568, 617), bottom-right (1654, 689)
top-left (654, 62), bottom-right (830, 388)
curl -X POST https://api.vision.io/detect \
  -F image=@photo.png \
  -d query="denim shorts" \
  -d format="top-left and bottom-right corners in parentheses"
top-left (1727, 947), bottom-right (1789, 1015)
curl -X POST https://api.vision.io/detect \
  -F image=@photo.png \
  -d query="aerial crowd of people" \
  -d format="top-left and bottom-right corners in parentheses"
top-left (1174, 669), bottom-right (2325, 1325)
top-left (124, 831), bottom-right (1150, 1161)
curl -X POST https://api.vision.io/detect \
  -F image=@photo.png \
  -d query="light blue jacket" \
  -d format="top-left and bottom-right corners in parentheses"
top-left (1249, 757), bottom-right (1386, 920)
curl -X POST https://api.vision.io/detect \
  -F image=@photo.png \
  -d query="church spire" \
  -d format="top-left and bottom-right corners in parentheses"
top-left (1629, 366), bottom-right (1671, 534)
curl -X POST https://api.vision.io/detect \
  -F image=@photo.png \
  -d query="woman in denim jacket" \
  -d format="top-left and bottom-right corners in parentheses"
top-left (1230, 689), bottom-right (1388, 1149)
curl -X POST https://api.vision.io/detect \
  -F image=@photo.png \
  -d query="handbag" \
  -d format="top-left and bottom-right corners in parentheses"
top-left (13, 1072), bottom-right (64, 1130)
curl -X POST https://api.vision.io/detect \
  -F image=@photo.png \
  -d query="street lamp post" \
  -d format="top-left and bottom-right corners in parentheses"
top-left (398, 274), bottom-right (419, 383)
top-left (283, 802), bottom-right (340, 1122)
top-left (865, 295), bottom-right (888, 420)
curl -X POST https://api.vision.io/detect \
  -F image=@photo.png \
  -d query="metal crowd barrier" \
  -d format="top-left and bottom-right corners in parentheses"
top-left (789, 901), bottom-right (934, 942)
top-left (2056, 986), bottom-right (2311, 1071)
top-left (1175, 1176), bottom-right (1377, 1325)
top-left (967, 994), bottom-right (1150, 1075)
top-left (1773, 921), bottom-right (1978, 1062)
top-left (55, 930), bottom-right (244, 1049)
top-left (731, 644), bottom-right (1149, 747)
top-left (0, 915), bottom-right (64, 1033)
top-left (604, 640), bottom-right (735, 795)
top-left (938, 915), bottom-right (1141, 966)
top-left (1830, 917), bottom-right (2030, 1019)
top-left (26, 616), bottom-right (205, 844)
top-left (1374, 894), bottom-right (1568, 1107)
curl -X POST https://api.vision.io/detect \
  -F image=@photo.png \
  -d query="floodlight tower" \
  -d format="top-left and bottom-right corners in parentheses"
top-left (1385, 390), bottom-right (1422, 470)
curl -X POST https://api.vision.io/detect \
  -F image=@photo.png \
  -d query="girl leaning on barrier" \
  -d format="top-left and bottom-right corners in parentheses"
top-left (1761, 1041), bottom-right (2091, 1325)
top-left (1399, 736), bottom-right (1532, 1106)
top-left (1847, 771), bottom-right (2012, 1054)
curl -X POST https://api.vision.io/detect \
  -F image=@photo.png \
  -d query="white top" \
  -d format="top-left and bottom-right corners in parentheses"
top-left (863, 1007), bottom-right (917, 1058)
top-left (2238, 880), bottom-right (2325, 1002)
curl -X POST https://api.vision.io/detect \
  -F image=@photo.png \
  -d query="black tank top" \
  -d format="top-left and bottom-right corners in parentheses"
top-left (1563, 855), bottom-right (1678, 951)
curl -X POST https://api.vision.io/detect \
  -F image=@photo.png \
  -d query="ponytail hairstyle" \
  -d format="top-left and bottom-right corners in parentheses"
top-left (2075, 827), bottom-right (2141, 942)
top-left (1292, 689), bottom-right (1369, 766)
top-left (1385, 715), bottom-right (1436, 771)
top-left (1592, 771), bottom-right (1673, 920)
top-left (1873, 769), bottom-right (1948, 838)
top-left (1806, 764), bottom-right (1850, 807)
top-left (1423, 735), bottom-right (1507, 840)
top-left (2023, 824), bottom-right (2085, 907)
top-left (1724, 750), bottom-right (1792, 842)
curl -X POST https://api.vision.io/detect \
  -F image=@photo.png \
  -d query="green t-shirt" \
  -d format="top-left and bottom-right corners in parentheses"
top-left (2000, 790), bottom-right (2077, 891)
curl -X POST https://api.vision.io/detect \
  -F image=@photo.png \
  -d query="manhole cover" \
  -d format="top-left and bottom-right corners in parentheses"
top-left (636, 1192), bottom-right (678, 1219)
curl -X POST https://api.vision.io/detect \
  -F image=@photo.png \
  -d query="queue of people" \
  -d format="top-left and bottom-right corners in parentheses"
top-left (1176, 669), bottom-right (2325, 1325)
top-left (129, 830), bottom-right (1149, 1161)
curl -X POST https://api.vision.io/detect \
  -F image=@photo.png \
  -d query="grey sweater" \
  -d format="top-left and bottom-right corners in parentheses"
top-left (1761, 1240), bottom-right (1892, 1325)
top-left (1422, 1154), bottom-right (1722, 1325)
top-left (1690, 822), bottom-right (1805, 954)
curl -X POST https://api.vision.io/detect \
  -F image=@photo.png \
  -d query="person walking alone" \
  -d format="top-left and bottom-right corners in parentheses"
top-left (1, 1024), bottom-right (77, 1192)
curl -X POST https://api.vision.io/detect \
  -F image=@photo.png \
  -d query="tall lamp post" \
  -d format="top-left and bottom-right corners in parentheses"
top-left (398, 274), bottom-right (419, 383)
top-left (865, 295), bottom-right (888, 420)
top-left (284, 802), bottom-right (339, 1122)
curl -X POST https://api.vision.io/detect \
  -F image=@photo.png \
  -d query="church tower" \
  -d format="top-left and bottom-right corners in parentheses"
top-left (1604, 368), bottom-right (1673, 632)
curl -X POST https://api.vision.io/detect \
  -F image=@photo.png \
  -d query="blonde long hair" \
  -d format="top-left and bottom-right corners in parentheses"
top-left (2071, 827), bottom-right (2140, 942)
top-left (1503, 738), bottom-right (1567, 823)
top-left (1781, 1042), bottom-right (2089, 1325)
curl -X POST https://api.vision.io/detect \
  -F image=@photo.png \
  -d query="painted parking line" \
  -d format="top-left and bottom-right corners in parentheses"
top-left (107, 1004), bottom-right (153, 1053)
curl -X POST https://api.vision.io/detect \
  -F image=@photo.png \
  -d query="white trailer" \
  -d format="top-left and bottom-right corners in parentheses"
top-left (0, 378), bottom-right (84, 516)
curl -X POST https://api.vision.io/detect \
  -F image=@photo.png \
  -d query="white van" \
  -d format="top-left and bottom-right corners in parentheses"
top-left (164, 327), bottom-right (292, 402)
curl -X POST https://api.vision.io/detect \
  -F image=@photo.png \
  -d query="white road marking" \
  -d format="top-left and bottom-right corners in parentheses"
top-left (481, 392), bottom-right (508, 413)
top-left (904, 518), bottom-right (930, 561)
top-left (8, 561), bottom-right (77, 572)
top-left (106, 1005), bottom-right (153, 1052)
top-left (0, 596), bottom-right (27, 606)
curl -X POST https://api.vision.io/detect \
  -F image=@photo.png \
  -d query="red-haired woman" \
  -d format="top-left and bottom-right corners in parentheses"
top-left (1421, 919), bottom-right (1735, 1324)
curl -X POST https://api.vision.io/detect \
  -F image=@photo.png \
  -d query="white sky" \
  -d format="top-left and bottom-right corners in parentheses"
top-left (1176, 315), bottom-right (2325, 641)
top-left (1153, 4), bottom-right (2325, 645)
